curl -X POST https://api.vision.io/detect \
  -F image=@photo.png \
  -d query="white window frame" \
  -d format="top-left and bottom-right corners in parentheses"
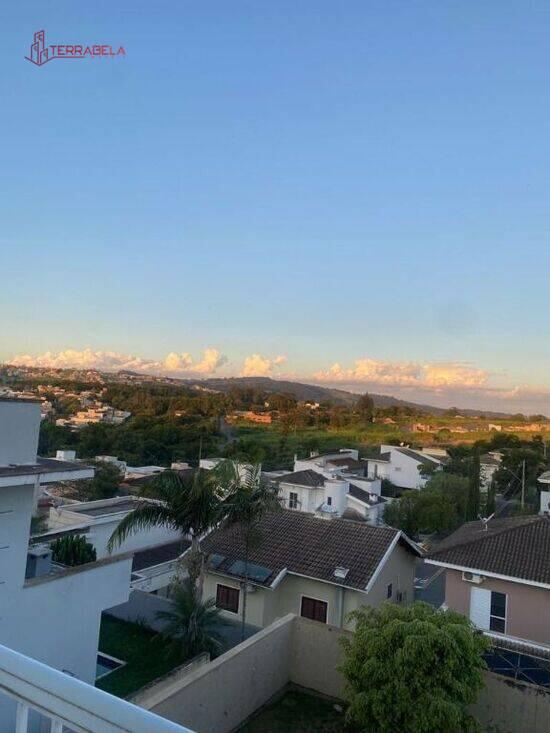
top-left (299, 594), bottom-right (329, 624)
top-left (288, 491), bottom-right (299, 509)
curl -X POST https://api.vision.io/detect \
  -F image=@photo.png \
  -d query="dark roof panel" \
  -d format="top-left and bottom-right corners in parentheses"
top-left (132, 540), bottom-right (189, 572)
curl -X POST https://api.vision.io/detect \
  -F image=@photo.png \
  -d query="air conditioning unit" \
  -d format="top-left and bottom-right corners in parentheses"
top-left (462, 571), bottom-right (484, 584)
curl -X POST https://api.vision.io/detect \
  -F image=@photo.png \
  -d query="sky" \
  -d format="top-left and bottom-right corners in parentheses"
top-left (2, 2), bottom-right (550, 413)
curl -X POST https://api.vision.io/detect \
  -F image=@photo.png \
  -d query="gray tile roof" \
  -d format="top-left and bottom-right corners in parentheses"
top-left (480, 454), bottom-right (501, 466)
top-left (132, 540), bottom-right (190, 572)
top-left (428, 515), bottom-right (550, 585)
top-left (326, 457), bottom-right (366, 474)
top-left (348, 483), bottom-right (386, 506)
top-left (274, 469), bottom-right (325, 488)
top-left (396, 447), bottom-right (440, 466)
top-left (202, 510), bottom-right (420, 590)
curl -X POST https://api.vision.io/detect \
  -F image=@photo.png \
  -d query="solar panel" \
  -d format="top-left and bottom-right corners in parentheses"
top-left (228, 560), bottom-right (272, 583)
top-left (209, 553), bottom-right (226, 569)
top-left (484, 647), bottom-right (550, 688)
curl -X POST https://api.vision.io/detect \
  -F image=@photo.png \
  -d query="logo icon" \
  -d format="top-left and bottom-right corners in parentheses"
top-left (25, 30), bottom-right (125, 66)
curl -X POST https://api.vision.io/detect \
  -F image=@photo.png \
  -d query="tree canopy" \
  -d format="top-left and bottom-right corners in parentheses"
top-left (340, 602), bottom-right (489, 733)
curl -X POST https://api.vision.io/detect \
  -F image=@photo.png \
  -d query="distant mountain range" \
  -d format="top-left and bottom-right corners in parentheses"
top-left (181, 376), bottom-right (512, 418)
top-left (3, 364), bottom-right (514, 418)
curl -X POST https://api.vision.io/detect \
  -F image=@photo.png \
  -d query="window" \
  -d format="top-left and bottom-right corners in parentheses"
top-left (490, 591), bottom-right (506, 633)
top-left (327, 496), bottom-right (332, 506)
top-left (387, 583), bottom-right (393, 599)
top-left (470, 588), bottom-right (507, 633)
top-left (216, 584), bottom-right (239, 613)
top-left (288, 491), bottom-right (298, 509)
top-left (301, 596), bottom-right (328, 623)
top-left (373, 465), bottom-right (378, 478)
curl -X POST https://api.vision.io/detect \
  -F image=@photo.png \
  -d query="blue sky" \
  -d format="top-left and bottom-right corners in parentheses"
top-left (2, 2), bottom-right (550, 412)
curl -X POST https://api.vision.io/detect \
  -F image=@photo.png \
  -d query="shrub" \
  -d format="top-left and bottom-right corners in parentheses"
top-left (51, 534), bottom-right (97, 566)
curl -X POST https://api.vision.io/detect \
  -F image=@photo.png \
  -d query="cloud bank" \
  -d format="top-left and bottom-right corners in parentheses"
top-left (8, 348), bottom-right (550, 413)
top-left (313, 358), bottom-right (489, 389)
top-left (241, 354), bottom-right (287, 377)
top-left (10, 348), bottom-right (227, 377)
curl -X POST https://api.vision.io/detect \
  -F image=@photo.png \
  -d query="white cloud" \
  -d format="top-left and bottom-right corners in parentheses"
top-left (10, 348), bottom-right (227, 377)
top-left (313, 357), bottom-right (489, 390)
top-left (241, 354), bottom-right (287, 377)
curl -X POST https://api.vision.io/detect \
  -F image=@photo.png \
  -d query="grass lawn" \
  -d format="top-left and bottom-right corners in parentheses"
top-left (238, 690), bottom-right (356, 732)
top-left (96, 615), bottom-right (187, 698)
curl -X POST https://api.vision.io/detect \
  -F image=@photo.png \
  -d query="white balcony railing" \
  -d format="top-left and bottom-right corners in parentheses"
top-left (0, 642), bottom-right (192, 733)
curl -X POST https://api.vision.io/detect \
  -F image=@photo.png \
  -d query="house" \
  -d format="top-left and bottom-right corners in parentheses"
top-left (273, 468), bottom-right (385, 524)
top-left (0, 398), bottom-right (133, 728)
top-left (480, 452), bottom-right (502, 489)
top-left (426, 515), bottom-right (550, 651)
top-left (365, 445), bottom-right (443, 489)
top-left (45, 495), bottom-right (183, 560)
top-left (200, 510), bottom-right (422, 630)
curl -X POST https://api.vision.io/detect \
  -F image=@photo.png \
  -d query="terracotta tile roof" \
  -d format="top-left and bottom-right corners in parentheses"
top-left (274, 469), bottom-right (325, 488)
top-left (428, 515), bottom-right (550, 585)
top-left (202, 510), bottom-right (420, 590)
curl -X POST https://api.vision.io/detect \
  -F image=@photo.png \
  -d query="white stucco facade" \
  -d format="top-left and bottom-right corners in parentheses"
top-left (0, 399), bottom-right (133, 730)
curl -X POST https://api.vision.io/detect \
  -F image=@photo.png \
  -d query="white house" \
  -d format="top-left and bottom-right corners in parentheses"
top-left (45, 496), bottom-right (184, 559)
top-left (480, 452), bottom-right (502, 489)
top-left (264, 449), bottom-right (385, 524)
top-left (201, 510), bottom-right (422, 630)
top-left (365, 445), bottom-right (443, 489)
top-left (0, 398), bottom-right (133, 729)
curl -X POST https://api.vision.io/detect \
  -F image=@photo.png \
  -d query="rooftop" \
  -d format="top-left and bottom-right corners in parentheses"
top-left (428, 515), bottom-right (550, 586)
top-left (274, 469), bottom-right (325, 488)
top-left (202, 510), bottom-right (421, 591)
top-left (0, 457), bottom-right (94, 480)
top-left (395, 447), bottom-right (441, 466)
top-left (132, 540), bottom-right (190, 572)
top-left (348, 483), bottom-right (386, 506)
top-left (68, 497), bottom-right (146, 517)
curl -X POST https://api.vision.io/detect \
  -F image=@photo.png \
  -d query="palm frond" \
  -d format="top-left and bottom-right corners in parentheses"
top-left (107, 502), bottom-right (178, 552)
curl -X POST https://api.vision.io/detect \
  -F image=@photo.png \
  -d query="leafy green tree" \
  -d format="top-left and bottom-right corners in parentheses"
top-left (355, 393), bottom-right (374, 422)
top-left (88, 461), bottom-right (122, 500)
top-left (340, 602), bottom-right (489, 733)
top-left (383, 493), bottom-right (421, 536)
top-left (51, 534), bottom-right (97, 566)
top-left (155, 578), bottom-right (225, 659)
top-left (217, 461), bottom-right (281, 640)
top-left (108, 469), bottom-right (221, 599)
top-left (384, 473), bottom-right (469, 536)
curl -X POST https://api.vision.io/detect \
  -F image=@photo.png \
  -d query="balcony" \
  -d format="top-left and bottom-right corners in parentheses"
top-left (0, 641), bottom-right (192, 733)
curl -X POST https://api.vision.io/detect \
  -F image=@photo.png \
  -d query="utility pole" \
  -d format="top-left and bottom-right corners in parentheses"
top-left (521, 459), bottom-right (526, 509)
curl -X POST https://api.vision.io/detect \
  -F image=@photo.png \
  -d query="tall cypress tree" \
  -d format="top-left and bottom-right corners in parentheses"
top-left (468, 448), bottom-right (481, 520)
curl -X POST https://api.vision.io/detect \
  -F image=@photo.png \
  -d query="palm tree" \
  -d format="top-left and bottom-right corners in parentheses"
top-left (155, 578), bottom-right (225, 659)
top-left (107, 469), bottom-right (221, 598)
top-left (216, 461), bottom-right (281, 640)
